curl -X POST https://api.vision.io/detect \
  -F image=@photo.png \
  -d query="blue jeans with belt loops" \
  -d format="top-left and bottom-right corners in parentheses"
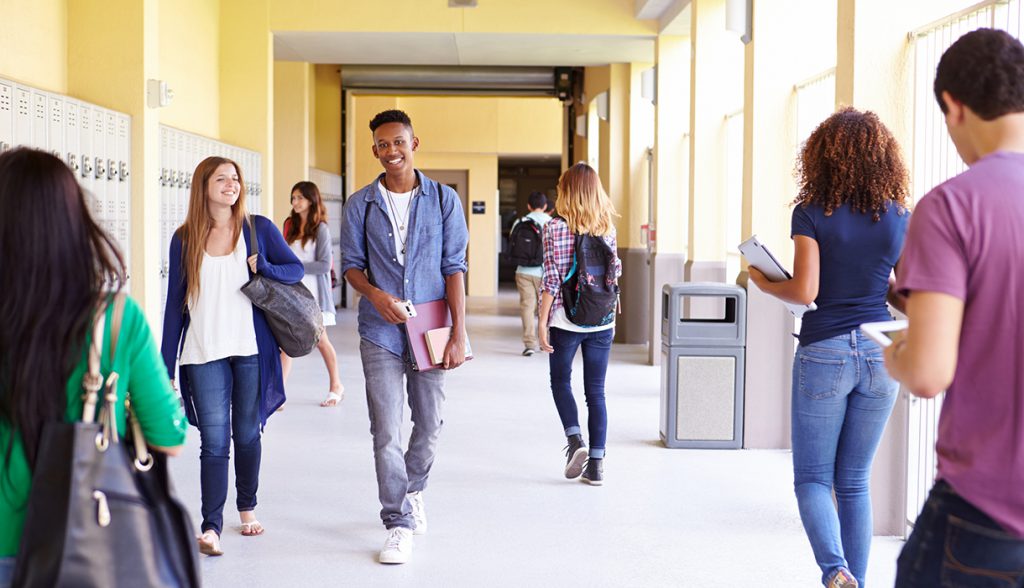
top-left (791, 331), bottom-right (899, 587)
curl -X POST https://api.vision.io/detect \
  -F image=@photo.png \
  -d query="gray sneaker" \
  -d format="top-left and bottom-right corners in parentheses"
top-left (564, 434), bottom-right (587, 479)
top-left (581, 458), bottom-right (604, 486)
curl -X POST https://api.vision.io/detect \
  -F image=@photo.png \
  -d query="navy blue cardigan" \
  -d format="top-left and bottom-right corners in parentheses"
top-left (161, 215), bottom-right (304, 428)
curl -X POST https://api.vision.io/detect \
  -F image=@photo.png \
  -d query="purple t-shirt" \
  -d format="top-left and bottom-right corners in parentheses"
top-left (898, 151), bottom-right (1024, 536)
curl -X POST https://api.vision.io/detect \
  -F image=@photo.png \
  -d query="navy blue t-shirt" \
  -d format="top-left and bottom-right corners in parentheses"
top-left (792, 202), bottom-right (910, 347)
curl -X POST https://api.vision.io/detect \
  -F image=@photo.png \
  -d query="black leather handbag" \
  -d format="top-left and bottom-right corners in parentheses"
top-left (240, 215), bottom-right (323, 357)
top-left (12, 293), bottom-right (201, 588)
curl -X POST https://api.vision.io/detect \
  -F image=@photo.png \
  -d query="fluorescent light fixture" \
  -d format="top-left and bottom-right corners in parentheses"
top-left (726, 0), bottom-right (752, 44)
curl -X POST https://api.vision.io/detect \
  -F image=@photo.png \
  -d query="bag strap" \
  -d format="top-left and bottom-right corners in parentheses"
top-left (248, 214), bottom-right (260, 257)
top-left (81, 299), bottom-right (109, 424)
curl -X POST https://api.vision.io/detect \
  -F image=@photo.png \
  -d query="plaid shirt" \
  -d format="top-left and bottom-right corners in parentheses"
top-left (542, 217), bottom-right (622, 325)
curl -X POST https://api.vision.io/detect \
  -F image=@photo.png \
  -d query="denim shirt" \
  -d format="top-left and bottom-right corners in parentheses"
top-left (340, 170), bottom-right (469, 357)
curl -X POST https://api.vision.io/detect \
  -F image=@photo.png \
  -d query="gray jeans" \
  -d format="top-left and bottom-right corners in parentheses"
top-left (360, 339), bottom-right (446, 530)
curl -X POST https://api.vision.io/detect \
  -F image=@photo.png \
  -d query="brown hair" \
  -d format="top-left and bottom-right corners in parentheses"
top-left (0, 148), bottom-right (126, 469)
top-left (555, 163), bottom-right (618, 236)
top-left (286, 181), bottom-right (327, 246)
top-left (795, 107), bottom-right (909, 221)
top-left (177, 156), bottom-right (247, 306)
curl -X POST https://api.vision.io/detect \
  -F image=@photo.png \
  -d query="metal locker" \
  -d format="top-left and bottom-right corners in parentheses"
top-left (104, 111), bottom-right (118, 236)
top-left (31, 90), bottom-right (47, 150)
top-left (47, 94), bottom-right (64, 160)
top-left (78, 103), bottom-right (95, 213)
top-left (0, 79), bottom-right (13, 153)
top-left (158, 126), bottom-right (171, 323)
top-left (90, 106), bottom-right (107, 225)
top-left (115, 114), bottom-right (131, 276)
top-left (64, 99), bottom-right (80, 176)
top-left (13, 85), bottom-right (31, 148)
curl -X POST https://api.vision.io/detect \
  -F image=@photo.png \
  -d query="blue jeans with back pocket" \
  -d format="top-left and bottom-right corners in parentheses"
top-left (896, 480), bottom-right (1024, 587)
top-left (791, 331), bottom-right (899, 586)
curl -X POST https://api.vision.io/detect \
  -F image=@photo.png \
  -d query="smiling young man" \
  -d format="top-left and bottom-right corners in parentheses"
top-left (884, 29), bottom-right (1024, 585)
top-left (339, 110), bottom-right (469, 565)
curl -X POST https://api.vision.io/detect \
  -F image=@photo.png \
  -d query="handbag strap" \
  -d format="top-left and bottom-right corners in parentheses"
top-left (248, 214), bottom-right (259, 258)
top-left (81, 299), bottom-right (108, 424)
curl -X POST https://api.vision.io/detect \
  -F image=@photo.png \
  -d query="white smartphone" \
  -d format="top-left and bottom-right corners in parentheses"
top-left (860, 320), bottom-right (908, 348)
top-left (392, 299), bottom-right (417, 318)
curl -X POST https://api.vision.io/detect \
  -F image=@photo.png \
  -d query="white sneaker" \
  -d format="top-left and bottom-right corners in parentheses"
top-left (378, 527), bottom-right (413, 564)
top-left (408, 491), bottom-right (427, 535)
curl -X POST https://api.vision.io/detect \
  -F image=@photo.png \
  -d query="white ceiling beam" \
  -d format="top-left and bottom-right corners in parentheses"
top-left (635, 0), bottom-right (676, 20)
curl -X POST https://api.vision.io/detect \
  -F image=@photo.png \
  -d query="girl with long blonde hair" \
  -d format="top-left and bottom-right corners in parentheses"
top-left (280, 181), bottom-right (344, 407)
top-left (161, 156), bottom-right (303, 556)
top-left (537, 162), bottom-right (621, 486)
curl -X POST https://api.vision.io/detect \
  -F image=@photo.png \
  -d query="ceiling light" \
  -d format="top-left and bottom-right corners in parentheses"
top-left (449, 0), bottom-right (478, 6)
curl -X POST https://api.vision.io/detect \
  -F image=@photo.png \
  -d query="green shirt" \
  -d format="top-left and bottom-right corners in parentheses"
top-left (0, 296), bottom-right (187, 556)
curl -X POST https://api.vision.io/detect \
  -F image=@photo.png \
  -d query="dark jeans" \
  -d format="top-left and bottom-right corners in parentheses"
top-left (183, 354), bottom-right (261, 535)
top-left (896, 480), bottom-right (1024, 587)
top-left (548, 327), bottom-right (613, 458)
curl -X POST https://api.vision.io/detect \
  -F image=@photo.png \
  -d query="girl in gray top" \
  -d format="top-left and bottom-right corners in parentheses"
top-left (281, 181), bottom-right (345, 407)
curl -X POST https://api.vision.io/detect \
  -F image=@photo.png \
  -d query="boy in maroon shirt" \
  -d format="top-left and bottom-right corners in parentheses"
top-left (886, 28), bottom-right (1024, 586)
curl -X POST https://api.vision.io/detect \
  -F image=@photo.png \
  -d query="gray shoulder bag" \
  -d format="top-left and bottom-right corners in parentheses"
top-left (240, 215), bottom-right (323, 357)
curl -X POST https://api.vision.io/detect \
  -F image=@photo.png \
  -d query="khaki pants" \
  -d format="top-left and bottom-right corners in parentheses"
top-left (515, 273), bottom-right (543, 350)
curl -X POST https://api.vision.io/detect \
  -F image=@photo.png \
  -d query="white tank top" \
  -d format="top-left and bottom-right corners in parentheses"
top-left (179, 234), bottom-right (259, 365)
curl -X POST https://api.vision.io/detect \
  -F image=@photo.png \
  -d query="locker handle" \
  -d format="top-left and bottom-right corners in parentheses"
top-left (68, 153), bottom-right (79, 172)
top-left (82, 155), bottom-right (93, 177)
top-left (119, 162), bottom-right (129, 181)
top-left (95, 158), bottom-right (106, 179)
top-left (107, 159), bottom-right (116, 181)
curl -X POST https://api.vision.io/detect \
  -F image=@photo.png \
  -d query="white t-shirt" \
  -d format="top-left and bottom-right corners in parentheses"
top-left (179, 234), bottom-right (259, 365)
top-left (550, 306), bottom-right (615, 333)
top-left (378, 180), bottom-right (417, 266)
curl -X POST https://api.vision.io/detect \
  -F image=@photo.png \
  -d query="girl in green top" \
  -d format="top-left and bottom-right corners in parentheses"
top-left (0, 149), bottom-right (187, 585)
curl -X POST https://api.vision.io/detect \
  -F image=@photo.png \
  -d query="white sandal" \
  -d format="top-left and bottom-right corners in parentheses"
top-left (320, 389), bottom-right (344, 407)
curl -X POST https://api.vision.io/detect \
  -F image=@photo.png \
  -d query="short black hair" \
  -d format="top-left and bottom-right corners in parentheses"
top-left (935, 28), bottom-right (1024, 120)
top-left (527, 191), bottom-right (547, 210)
top-left (369, 109), bottom-right (414, 134)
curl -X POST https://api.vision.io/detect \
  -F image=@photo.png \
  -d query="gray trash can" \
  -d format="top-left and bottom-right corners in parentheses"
top-left (660, 283), bottom-right (746, 449)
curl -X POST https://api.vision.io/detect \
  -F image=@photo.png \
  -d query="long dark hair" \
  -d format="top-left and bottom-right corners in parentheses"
top-left (286, 181), bottom-right (327, 246)
top-left (0, 148), bottom-right (126, 470)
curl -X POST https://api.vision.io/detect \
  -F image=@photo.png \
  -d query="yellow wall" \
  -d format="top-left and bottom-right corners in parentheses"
top-left (273, 61), bottom-right (311, 220)
top-left (0, 0), bottom-right (67, 93)
top-left (653, 35), bottom-right (690, 257)
top-left (219, 0), bottom-right (274, 217)
top-left (313, 64), bottom-right (341, 174)
top-left (351, 94), bottom-right (562, 296)
top-left (158, 0), bottom-right (220, 136)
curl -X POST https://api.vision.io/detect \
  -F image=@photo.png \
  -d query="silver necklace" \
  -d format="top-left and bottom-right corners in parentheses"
top-left (382, 181), bottom-right (417, 254)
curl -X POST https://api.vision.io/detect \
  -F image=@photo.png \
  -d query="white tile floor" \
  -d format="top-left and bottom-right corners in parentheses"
top-left (168, 291), bottom-right (903, 587)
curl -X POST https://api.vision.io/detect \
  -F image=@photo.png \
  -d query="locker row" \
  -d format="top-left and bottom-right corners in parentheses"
top-left (158, 124), bottom-right (262, 321)
top-left (0, 77), bottom-right (132, 274)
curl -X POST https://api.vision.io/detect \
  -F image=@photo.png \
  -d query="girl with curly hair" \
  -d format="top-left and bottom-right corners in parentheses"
top-left (749, 107), bottom-right (910, 588)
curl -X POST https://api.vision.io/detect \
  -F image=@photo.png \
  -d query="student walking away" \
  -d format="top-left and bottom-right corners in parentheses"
top-left (339, 110), bottom-right (469, 565)
top-left (885, 29), bottom-right (1024, 587)
top-left (280, 181), bottom-right (345, 407)
top-left (507, 191), bottom-right (552, 356)
top-left (537, 163), bottom-right (621, 487)
top-left (0, 149), bottom-right (186, 586)
top-left (748, 108), bottom-right (910, 588)
top-left (162, 156), bottom-right (303, 556)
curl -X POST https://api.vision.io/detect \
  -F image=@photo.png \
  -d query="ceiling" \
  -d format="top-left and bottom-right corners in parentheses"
top-left (274, 32), bottom-right (658, 66)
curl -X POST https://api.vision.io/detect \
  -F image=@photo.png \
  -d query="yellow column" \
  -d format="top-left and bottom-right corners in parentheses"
top-left (68, 0), bottom-right (161, 324)
top-left (220, 0), bottom-right (274, 218)
top-left (273, 61), bottom-right (311, 221)
top-left (688, 0), bottom-right (744, 280)
top-left (312, 64), bottom-right (342, 175)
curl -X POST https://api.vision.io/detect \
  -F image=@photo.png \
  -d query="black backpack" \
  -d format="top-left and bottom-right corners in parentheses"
top-left (560, 234), bottom-right (619, 327)
top-left (503, 217), bottom-right (544, 266)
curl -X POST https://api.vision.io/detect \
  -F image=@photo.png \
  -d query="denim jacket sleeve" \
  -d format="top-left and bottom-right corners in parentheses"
top-left (253, 215), bottom-right (304, 284)
top-left (439, 184), bottom-right (469, 277)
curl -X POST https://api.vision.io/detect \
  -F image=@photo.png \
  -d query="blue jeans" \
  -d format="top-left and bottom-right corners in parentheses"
top-left (549, 327), bottom-right (613, 459)
top-left (183, 354), bottom-right (261, 535)
top-left (791, 331), bottom-right (898, 587)
top-left (896, 480), bottom-right (1024, 587)
top-left (360, 340), bottom-right (446, 530)
top-left (0, 557), bottom-right (12, 588)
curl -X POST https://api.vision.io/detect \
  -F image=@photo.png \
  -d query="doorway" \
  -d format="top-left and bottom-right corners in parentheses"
top-left (422, 169), bottom-right (469, 287)
top-left (497, 156), bottom-right (561, 284)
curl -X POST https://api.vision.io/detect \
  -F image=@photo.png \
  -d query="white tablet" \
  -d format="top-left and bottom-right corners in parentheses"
top-left (860, 320), bottom-right (907, 348)
top-left (738, 235), bottom-right (817, 318)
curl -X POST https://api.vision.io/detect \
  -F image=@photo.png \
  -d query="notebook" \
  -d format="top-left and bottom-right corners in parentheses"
top-left (426, 327), bottom-right (474, 365)
top-left (403, 298), bottom-right (473, 371)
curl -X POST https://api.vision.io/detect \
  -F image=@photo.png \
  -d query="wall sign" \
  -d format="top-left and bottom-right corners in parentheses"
top-left (471, 201), bottom-right (485, 214)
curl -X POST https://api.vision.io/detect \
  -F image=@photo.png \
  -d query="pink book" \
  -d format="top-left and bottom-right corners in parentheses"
top-left (404, 299), bottom-right (473, 371)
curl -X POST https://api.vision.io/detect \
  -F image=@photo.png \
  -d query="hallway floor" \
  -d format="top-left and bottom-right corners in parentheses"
top-left (168, 290), bottom-right (903, 587)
